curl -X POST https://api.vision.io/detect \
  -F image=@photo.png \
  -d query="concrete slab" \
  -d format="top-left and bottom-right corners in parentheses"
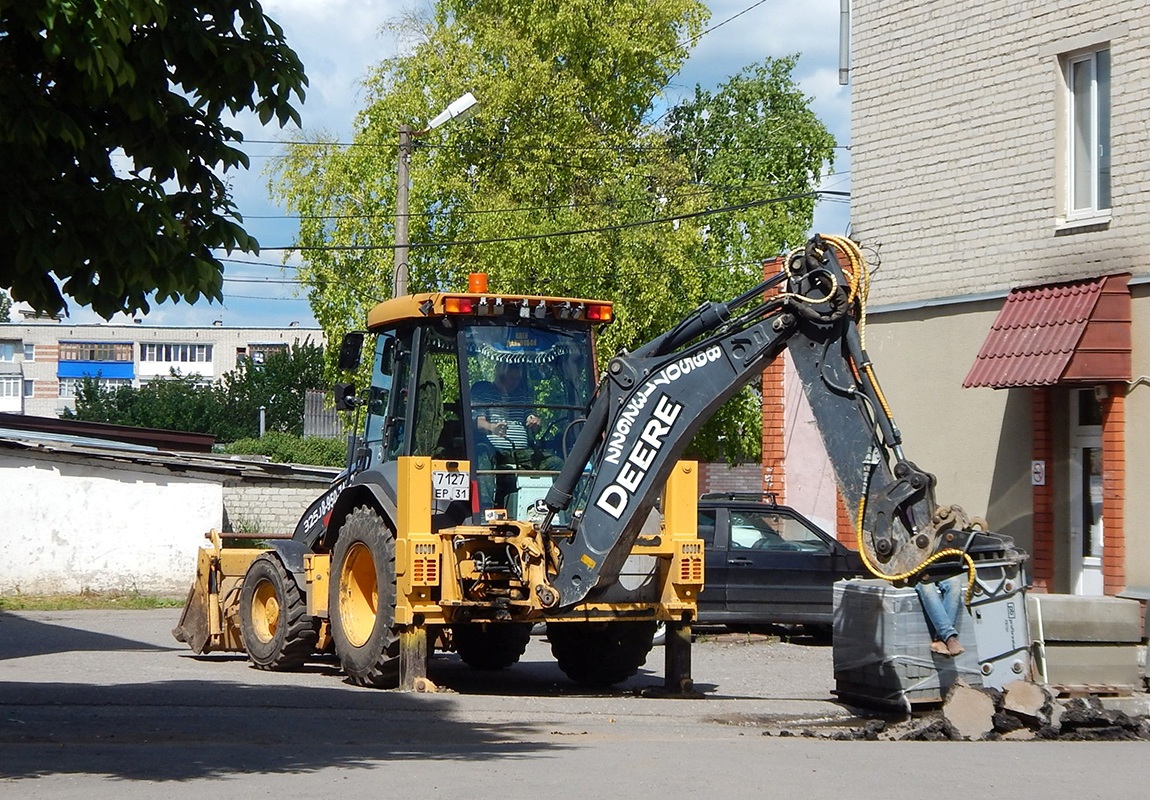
top-left (1028, 594), bottom-right (1143, 642)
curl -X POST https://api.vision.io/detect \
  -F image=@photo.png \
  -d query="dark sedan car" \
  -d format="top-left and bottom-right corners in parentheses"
top-left (695, 493), bottom-right (866, 632)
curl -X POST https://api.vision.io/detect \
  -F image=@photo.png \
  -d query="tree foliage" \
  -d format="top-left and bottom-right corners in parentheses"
top-left (64, 341), bottom-right (328, 441)
top-left (271, 0), bottom-right (835, 463)
top-left (0, 1), bottom-right (307, 319)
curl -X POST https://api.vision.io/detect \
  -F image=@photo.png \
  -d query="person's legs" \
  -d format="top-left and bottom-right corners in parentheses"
top-left (937, 575), bottom-right (966, 654)
top-left (916, 581), bottom-right (959, 644)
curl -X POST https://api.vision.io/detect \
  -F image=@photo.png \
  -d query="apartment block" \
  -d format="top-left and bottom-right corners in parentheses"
top-left (0, 310), bottom-right (323, 418)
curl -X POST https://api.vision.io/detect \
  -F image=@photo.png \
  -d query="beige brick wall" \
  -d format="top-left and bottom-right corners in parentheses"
top-left (222, 480), bottom-right (327, 536)
top-left (849, 0), bottom-right (1150, 592)
top-left (853, 1), bottom-right (1150, 304)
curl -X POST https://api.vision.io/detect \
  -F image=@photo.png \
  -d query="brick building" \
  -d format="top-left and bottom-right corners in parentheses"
top-left (834, 1), bottom-right (1149, 597)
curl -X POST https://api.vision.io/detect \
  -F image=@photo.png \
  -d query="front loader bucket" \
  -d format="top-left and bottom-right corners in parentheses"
top-left (172, 546), bottom-right (217, 654)
top-left (172, 579), bottom-right (213, 654)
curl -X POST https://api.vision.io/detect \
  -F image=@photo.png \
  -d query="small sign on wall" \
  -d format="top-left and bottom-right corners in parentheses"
top-left (1031, 460), bottom-right (1046, 486)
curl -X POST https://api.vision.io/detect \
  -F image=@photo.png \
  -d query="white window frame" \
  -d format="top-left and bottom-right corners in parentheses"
top-left (58, 376), bottom-right (132, 399)
top-left (23, 343), bottom-right (34, 361)
top-left (0, 341), bottom-right (16, 362)
top-left (140, 343), bottom-right (213, 363)
top-left (1064, 48), bottom-right (1111, 221)
top-left (0, 376), bottom-right (21, 397)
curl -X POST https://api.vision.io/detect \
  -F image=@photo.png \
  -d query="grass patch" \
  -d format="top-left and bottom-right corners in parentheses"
top-left (0, 590), bottom-right (185, 611)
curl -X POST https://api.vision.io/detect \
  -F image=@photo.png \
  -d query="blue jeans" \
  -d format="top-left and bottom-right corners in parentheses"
top-left (916, 575), bottom-right (964, 642)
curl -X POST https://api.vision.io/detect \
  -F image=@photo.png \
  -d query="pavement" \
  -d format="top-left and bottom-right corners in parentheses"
top-left (4, 609), bottom-right (1150, 799)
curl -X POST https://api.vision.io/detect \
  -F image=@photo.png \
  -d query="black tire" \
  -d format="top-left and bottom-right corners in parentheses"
top-left (238, 554), bottom-right (318, 671)
top-left (452, 622), bottom-right (532, 670)
top-left (329, 506), bottom-right (401, 688)
top-left (547, 621), bottom-right (657, 686)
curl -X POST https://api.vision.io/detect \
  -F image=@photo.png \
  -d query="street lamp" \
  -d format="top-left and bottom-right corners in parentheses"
top-left (394, 91), bottom-right (480, 298)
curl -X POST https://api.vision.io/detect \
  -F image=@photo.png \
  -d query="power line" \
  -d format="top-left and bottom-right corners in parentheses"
top-left (257, 192), bottom-right (828, 252)
top-left (240, 184), bottom-right (783, 221)
top-left (667, 0), bottom-right (775, 59)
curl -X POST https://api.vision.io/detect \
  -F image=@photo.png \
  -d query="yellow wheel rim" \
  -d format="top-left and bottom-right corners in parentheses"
top-left (251, 579), bottom-right (280, 644)
top-left (339, 541), bottom-right (378, 648)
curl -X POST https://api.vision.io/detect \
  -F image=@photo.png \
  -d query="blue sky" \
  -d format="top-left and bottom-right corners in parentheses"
top-left (67, 0), bottom-right (851, 328)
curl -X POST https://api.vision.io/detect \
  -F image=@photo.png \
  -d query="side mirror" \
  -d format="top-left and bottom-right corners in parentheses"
top-left (338, 332), bottom-right (365, 371)
top-left (334, 382), bottom-right (358, 411)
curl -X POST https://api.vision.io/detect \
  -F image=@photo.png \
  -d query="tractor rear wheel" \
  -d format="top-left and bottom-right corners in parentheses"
top-left (547, 621), bottom-right (657, 686)
top-left (452, 622), bottom-right (532, 670)
top-left (329, 506), bottom-right (401, 688)
top-left (238, 554), bottom-right (317, 670)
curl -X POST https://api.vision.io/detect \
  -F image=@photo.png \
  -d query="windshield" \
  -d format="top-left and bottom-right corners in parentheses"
top-left (462, 321), bottom-right (595, 519)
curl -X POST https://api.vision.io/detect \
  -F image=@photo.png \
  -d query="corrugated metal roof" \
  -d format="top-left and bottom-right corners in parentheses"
top-left (964, 276), bottom-right (1116, 389)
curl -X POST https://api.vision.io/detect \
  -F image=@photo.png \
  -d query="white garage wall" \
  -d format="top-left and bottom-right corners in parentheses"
top-left (0, 451), bottom-right (222, 595)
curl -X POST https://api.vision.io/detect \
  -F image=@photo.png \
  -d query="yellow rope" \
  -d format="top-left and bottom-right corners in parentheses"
top-left (780, 246), bottom-right (839, 304)
top-left (855, 496), bottom-right (978, 603)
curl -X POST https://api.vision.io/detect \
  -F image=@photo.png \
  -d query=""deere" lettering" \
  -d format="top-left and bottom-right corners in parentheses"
top-left (595, 394), bottom-right (683, 520)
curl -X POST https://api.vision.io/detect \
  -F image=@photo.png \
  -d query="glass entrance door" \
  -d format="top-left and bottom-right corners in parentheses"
top-left (1069, 389), bottom-right (1104, 596)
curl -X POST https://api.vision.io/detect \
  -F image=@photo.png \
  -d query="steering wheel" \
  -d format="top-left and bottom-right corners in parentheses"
top-left (533, 414), bottom-right (584, 458)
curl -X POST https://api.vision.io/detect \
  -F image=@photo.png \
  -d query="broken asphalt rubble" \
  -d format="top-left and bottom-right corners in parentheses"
top-left (767, 680), bottom-right (1150, 742)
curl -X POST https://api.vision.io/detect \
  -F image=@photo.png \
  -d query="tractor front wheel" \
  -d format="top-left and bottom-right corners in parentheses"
top-left (547, 621), bottom-right (657, 686)
top-left (329, 506), bottom-right (401, 688)
top-left (238, 554), bottom-right (317, 671)
top-left (452, 622), bottom-right (533, 670)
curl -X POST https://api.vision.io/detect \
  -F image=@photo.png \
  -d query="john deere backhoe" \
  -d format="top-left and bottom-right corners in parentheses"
top-left (174, 235), bottom-right (1022, 690)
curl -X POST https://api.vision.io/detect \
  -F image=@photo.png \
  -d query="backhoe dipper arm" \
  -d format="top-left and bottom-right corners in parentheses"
top-left (542, 236), bottom-right (1018, 610)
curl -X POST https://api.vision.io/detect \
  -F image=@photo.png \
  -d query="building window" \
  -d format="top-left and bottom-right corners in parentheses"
top-left (248, 343), bottom-right (289, 365)
top-left (0, 341), bottom-right (16, 362)
top-left (140, 343), bottom-right (213, 363)
top-left (59, 342), bottom-right (134, 362)
top-left (58, 376), bottom-right (132, 398)
top-left (23, 343), bottom-right (34, 361)
top-left (23, 379), bottom-right (34, 398)
top-left (1066, 48), bottom-right (1110, 217)
top-left (0, 376), bottom-right (20, 397)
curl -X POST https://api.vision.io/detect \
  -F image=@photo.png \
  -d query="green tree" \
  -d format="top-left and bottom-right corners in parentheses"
top-left (218, 340), bottom-right (327, 439)
top-left (65, 341), bottom-right (328, 441)
top-left (0, 290), bottom-right (10, 322)
top-left (271, 1), bottom-right (835, 463)
top-left (1, 1), bottom-right (307, 319)
top-left (64, 372), bottom-right (226, 432)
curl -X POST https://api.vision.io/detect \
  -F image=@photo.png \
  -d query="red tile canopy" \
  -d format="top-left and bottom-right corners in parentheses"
top-left (964, 274), bottom-right (1131, 389)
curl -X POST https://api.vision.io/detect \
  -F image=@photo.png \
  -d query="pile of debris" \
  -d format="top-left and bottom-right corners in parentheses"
top-left (785, 680), bottom-right (1150, 742)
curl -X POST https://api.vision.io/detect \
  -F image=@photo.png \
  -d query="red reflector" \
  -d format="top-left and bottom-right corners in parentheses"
top-left (445, 297), bottom-right (474, 313)
top-left (471, 480), bottom-right (481, 515)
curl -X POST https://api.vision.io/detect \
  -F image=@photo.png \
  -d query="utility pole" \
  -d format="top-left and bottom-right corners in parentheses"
top-left (391, 93), bottom-right (478, 300)
top-left (393, 123), bottom-right (412, 299)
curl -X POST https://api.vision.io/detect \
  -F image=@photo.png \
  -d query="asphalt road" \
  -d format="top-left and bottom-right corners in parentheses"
top-left (1, 609), bottom-right (1145, 799)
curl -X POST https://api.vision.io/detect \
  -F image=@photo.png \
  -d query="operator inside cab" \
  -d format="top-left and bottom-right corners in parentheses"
top-left (464, 327), bottom-right (591, 518)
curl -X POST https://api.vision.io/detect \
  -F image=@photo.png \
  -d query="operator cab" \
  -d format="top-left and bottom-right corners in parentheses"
top-left (340, 278), bottom-right (612, 526)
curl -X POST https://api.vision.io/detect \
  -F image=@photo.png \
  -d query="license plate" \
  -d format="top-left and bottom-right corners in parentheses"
top-left (432, 469), bottom-right (470, 501)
